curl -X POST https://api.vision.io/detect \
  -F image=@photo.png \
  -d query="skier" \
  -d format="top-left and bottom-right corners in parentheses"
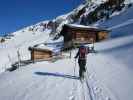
top-left (74, 45), bottom-right (89, 80)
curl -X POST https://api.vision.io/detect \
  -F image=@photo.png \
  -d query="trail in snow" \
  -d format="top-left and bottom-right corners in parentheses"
top-left (68, 56), bottom-right (106, 100)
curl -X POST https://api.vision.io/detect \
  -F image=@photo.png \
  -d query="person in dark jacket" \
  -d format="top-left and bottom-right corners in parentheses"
top-left (75, 45), bottom-right (89, 79)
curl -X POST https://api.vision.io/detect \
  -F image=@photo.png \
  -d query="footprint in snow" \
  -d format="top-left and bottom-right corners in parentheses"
top-left (88, 74), bottom-right (94, 79)
top-left (69, 87), bottom-right (76, 100)
top-left (94, 86), bottom-right (102, 93)
top-left (69, 95), bottom-right (75, 100)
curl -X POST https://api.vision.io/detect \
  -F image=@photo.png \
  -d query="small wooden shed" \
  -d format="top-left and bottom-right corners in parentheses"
top-left (60, 24), bottom-right (109, 49)
top-left (28, 47), bottom-right (53, 61)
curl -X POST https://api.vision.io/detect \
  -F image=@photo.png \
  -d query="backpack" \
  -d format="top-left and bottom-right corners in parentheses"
top-left (79, 46), bottom-right (87, 59)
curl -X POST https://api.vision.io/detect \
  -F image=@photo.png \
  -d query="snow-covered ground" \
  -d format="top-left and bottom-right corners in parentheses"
top-left (0, 29), bottom-right (51, 73)
top-left (0, 2), bottom-right (133, 100)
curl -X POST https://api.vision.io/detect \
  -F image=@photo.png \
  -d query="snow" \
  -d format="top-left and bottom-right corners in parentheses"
top-left (0, 1), bottom-right (133, 100)
top-left (0, 29), bottom-right (51, 72)
top-left (86, 6), bottom-right (133, 100)
top-left (95, 6), bottom-right (133, 38)
top-left (34, 36), bottom-right (64, 54)
top-left (86, 0), bottom-right (107, 4)
top-left (0, 59), bottom-right (79, 100)
top-left (46, 36), bottom-right (64, 44)
top-left (124, 0), bottom-right (133, 4)
top-left (66, 24), bottom-right (98, 29)
top-left (34, 44), bottom-right (62, 54)
top-left (35, 44), bottom-right (55, 51)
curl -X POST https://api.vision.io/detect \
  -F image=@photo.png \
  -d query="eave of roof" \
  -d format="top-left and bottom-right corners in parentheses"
top-left (62, 24), bottom-right (109, 33)
top-left (28, 47), bottom-right (53, 52)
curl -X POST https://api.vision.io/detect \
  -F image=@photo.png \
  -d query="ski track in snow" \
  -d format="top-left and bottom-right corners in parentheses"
top-left (69, 62), bottom-right (111, 100)
top-left (86, 53), bottom-right (131, 100)
top-left (87, 63), bottom-right (114, 100)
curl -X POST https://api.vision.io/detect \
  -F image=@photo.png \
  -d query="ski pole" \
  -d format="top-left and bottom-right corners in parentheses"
top-left (74, 59), bottom-right (76, 77)
top-left (85, 65), bottom-right (89, 80)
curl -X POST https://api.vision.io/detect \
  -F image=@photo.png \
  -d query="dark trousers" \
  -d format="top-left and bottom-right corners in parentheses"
top-left (78, 59), bottom-right (86, 78)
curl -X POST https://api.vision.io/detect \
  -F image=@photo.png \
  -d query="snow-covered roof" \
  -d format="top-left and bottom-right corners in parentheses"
top-left (36, 44), bottom-right (62, 54)
top-left (30, 39), bottom-right (64, 53)
top-left (62, 24), bottom-right (109, 32)
top-left (35, 44), bottom-right (54, 51)
top-left (46, 36), bottom-right (64, 44)
top-left (66, 24), bottom-right (98, 29)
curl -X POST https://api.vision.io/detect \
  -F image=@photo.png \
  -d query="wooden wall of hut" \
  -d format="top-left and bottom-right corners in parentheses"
top-left (30, 49), bottom-right (52, 61)
top-left (72, 31), bottom-right (97, 43)
top-left (60, 24), bottom-right (109, 49)
top-left (98, 31), bottom-right (108, 41)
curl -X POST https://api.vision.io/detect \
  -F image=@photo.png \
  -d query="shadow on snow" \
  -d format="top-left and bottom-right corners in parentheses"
top-left (35, 72), bottom-right (79, 80)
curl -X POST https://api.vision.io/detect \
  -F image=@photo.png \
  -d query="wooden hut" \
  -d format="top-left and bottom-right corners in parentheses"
top-left (28, 47), bottom-right (53, 61)
top-left (28, 40), bottom-right (63, 61)
top-left (60, 24), bottom-right (109, 49)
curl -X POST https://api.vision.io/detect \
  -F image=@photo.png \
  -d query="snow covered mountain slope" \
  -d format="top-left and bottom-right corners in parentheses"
top-left (97, 5), bottom-right (133, 38)
top-left (87, 6), bottom-right (133, 100)
top-left (0, 1), bottom-right (133, 100)
top-left (0, 29), bottom-right (51, 73)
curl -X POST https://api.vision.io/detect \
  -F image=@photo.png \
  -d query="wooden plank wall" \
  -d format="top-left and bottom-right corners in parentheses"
top-left (31, 50), bottom-right (52, 60)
